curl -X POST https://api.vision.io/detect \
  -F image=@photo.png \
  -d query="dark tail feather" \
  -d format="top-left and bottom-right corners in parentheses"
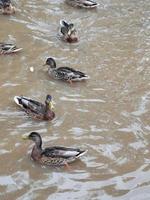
top-left (76, 150), bottom-right (88, 158)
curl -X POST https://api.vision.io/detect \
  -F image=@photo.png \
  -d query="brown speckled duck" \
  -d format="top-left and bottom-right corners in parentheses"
top-left (65, 0), bottom-right (98, 9)
top-left (0, 0), bottom-right (15, 15)
top-left (59, 20), bottom-right (78, 43)
top-left (14, 95), bottom-right (55, 121)
top-left (44, 57), bottom-right (90, 83)
top-left (23, 132), bottom-right (87, 167)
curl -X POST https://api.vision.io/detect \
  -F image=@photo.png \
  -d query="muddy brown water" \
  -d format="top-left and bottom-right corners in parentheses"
top-left (0, 0), bottom-right (150, 199)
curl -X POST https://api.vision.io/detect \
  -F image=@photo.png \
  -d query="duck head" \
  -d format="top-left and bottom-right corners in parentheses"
top-left (44, 57), bottom-right (56, 68)
top-left (22, 132), bottom-right (42, 148)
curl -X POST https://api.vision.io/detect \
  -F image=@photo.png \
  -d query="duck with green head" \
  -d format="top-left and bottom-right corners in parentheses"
top-left (59, 20), bottom-right (78, 43)
top-left (0, 0), bottom-right (15, 14)
top-left (22, 132), bottom-right (87, 167)
top-left (14, 95), bottom-right (55, 121)
top-left (44, 57), bottom-right (90, 83)
top-left (65, 0), bottom-right (98, 9)
top-left (0, 43), bottom-right (22, 55)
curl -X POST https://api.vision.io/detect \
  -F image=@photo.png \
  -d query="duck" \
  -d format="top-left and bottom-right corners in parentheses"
top-left (22, 132), bottom-right (87, 167)
top-left (59, 20), bottom-right (78, 43)
top-left (0, 43), bottom-right (22, 55)
top-left (0, 0), bottom-right (15, 14)
top-left (43, 57), bottom-right (90, 83)
top-left (14, 95), bottom-right (55, 121)
top-left (65, 0), bottom-right (98, 9)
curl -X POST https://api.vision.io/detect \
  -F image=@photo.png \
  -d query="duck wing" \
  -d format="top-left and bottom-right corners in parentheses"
top-left (66, 0), bottom-right (98, 8)
top-left (56, 67), bottom-right (88, 80)
top-left (0, 43), bottom-right (15, 51)
top-left (54, 67), bottom-right (73, 80)
top-left (14, 96), bottom-right (45, 114)
top-left (60, 20), bottom-right (69, 28)
top-left (77, 0), bottom-right (98, 7)
top-left (42, 146), bottom-right (87, 158)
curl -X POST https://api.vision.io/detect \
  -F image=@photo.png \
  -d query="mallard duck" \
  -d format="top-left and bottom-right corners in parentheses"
top-left (0, 43), bottom-right (22, 55)
top-left (44, 57), bottom-right (90, 83)
top-left (59, 20), bottom-right (78, 43)
top-left (65, 0), bottom-right (98, 8)
top-left (22, 132), bottom-right (87, 167)
top-left (14, 95), bottom-right (55, 121)
top-left (0, 0), bottom-right (15, 14)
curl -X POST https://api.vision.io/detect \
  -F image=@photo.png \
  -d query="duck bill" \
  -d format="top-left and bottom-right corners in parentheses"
top-left (43, 63), bottom-right (47, 66)
top-left (22, 134), bottom-right (29, 140)
top-left (50, 101), bottom-right (54, 109)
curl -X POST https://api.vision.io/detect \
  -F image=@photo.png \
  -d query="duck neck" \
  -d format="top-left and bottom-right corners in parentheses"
top-left (48, 66), bottom-right (53, 73)
top-left (31, 139), bottom-right (42, 161)
top-left (44, 103), bottom-right (55, 120)
top-left (45, 103), bottom-right (50, 112)
top-left (35, 138), bottom-right (42, 150)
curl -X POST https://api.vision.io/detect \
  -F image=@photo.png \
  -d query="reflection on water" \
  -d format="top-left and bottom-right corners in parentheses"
top-left (0, 0), bottom-right (150, 199)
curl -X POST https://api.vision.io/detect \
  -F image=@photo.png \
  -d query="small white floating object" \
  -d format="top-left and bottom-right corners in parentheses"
top-left (29, 67), bottom-right (34, 72)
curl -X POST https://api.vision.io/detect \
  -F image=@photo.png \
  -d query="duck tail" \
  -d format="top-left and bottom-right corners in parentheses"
top-left (60, 20), bottom-right (69, 28)
top-left (76, 150), bottom-right (88, 158)
top-left (14, 96), bottom-right (29, 108)
top-left (72, 74), bottom-right (90, 81)
top-left (14, 96), bottom-right (22, 106)
top-left (82, 74), bottom-right (90, 80)
top-left (11, 47), bottom-right (23, 53)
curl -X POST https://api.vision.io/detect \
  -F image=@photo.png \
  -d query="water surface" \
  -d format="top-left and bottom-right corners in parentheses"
top-left (0, 0), bottom-right (150, 199)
